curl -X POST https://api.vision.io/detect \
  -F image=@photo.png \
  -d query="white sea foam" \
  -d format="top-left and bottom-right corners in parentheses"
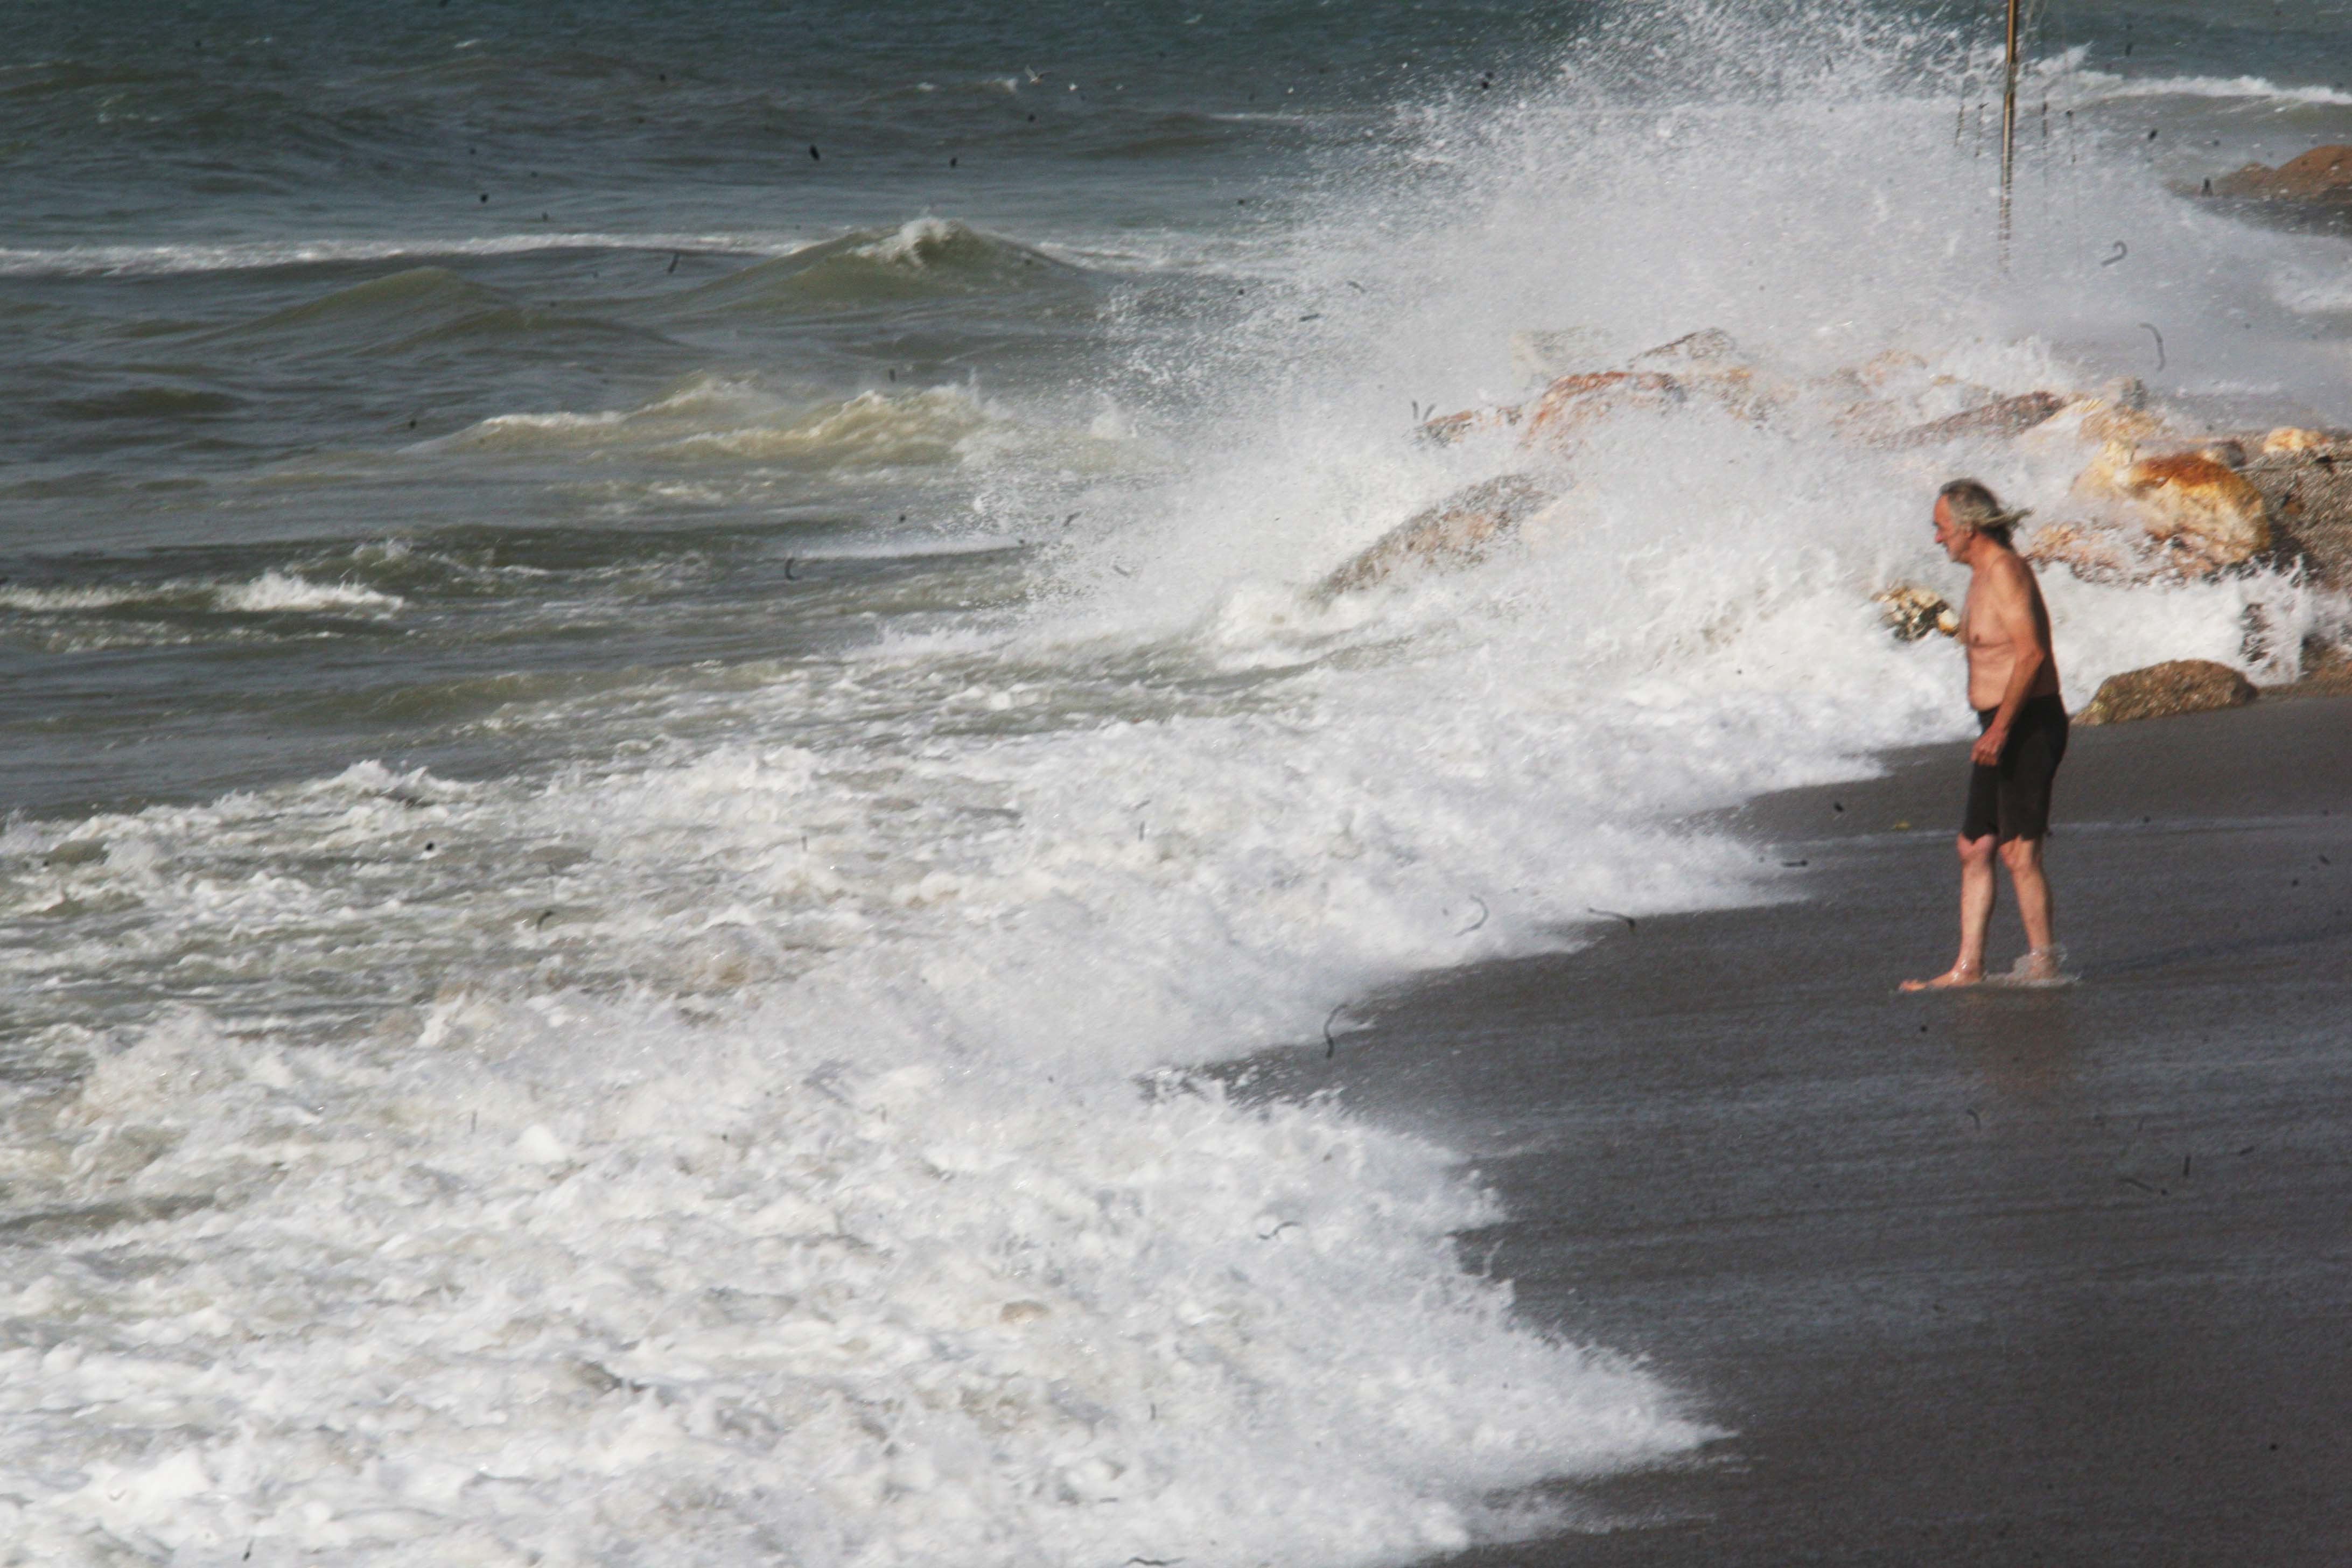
top-left (0, 569), bottom-right (402, 617)
top-left (2066, 69), bottom-right (2352, 110)
top-left (433, 376), bottom-right (1154, 479)
top-left (851, 216), bottom-right (988, 268)
top-left (0, 1004), bottom-right (1705, 1567)
top-left (213, 569), bottom-right (405, 613)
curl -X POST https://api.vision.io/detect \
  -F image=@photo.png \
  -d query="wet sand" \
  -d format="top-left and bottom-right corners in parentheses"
top-left (1247, 695), bottom-right (2352, 1565)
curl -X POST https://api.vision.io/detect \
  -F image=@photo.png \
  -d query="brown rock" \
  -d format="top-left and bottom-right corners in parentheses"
top-left (2021, 520), bottom-right (2144, 583)
top-left (1417, 404), bottom-right (1521, 445)
top-left (1628, 327), bottom-right (1740, 367)
top-left (1873, 585), bottom-right (1959, 642)
top-left (1320, 473), bottom-right (1556, 595)
top-left (2213, 145), bottom-right (2352, 202)
top-left (2261, 426), bottom-right (2333, 455)
top-left (1521, 371), bottom-right (1684, 444)
top-left (1884, 390), bottom-right (2067, 448)
top-left (1423, 330), bottom-right (1752, 447)
top-left (2071, 446), bottom-right (2271, 569)
top-left (2074, 398), bottom-right (2168, 445)
top-left (2075, 660), bottom-right (2257, 726)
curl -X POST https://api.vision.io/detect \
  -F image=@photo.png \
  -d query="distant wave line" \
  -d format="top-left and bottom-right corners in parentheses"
top-left (2063, 70), bottom-right (2352, 109)
top-left (0, 228), bottom-right (1191, 281)
top-left (0, 232), bottom-right (814, 278)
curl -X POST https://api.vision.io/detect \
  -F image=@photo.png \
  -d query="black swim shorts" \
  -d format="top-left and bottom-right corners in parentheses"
top-left (1961, 691), bottom-right (2069, 843)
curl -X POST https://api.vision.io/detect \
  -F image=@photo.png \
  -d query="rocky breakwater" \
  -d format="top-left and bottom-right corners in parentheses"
top-left (1315, 328), bottom-right (2352, 725)
top-left (1327, 330), bottom-right (1888, 596)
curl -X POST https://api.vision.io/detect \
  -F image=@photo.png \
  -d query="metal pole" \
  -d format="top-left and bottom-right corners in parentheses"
top-left (1998, 0), bottom-right (2021, 263)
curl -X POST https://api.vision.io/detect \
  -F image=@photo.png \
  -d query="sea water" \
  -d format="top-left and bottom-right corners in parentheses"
top-left (3, 2), bottom-right (2349, 1563)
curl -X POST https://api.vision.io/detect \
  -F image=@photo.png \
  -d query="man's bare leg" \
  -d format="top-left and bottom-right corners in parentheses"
top-left (2000, 835), bottom-right (2060, 978)
top-left (1902, 832), bottom-right (1998, 990)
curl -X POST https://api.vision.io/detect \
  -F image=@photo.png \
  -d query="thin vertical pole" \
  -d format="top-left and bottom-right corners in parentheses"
top-left (1998, 0), bottom-right (2021, 264)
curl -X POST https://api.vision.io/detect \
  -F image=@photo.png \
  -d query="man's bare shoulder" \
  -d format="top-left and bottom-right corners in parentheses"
top-left (1980, 548), bottom-right (2040, 600)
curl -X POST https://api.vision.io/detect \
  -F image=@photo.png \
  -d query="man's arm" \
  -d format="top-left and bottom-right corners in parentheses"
top-left (1970, 556), bottom-right (2050, 767)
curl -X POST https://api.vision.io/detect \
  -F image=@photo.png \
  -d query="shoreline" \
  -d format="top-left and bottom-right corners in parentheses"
top-left (1232, 694), bottom-right (2352, 1564)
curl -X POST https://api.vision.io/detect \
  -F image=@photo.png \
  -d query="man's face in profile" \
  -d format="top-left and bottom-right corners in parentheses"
top-left (1931, 497), bottom-right (1970, 562)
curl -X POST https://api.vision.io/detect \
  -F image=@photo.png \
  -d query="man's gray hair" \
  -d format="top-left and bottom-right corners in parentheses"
top-left (1938, 477), bottom-right (2030, 544)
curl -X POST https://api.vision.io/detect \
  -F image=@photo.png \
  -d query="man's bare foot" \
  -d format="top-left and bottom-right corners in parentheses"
top-left (1900, 962), bottom-right (1984, 992)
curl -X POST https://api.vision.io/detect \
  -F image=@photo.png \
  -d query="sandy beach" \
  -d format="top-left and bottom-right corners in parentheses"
top-left (1236, 695), bottom-right (2352, 1564)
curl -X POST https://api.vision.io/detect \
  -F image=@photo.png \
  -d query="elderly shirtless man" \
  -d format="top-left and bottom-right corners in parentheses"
top-left (1903, 479), bottom-right (2068, 990)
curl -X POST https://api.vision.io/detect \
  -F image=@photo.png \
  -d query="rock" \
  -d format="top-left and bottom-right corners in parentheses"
top-left (2071, 445), bottom-right (2271, 569)
top-left (1628, 327), bottom-right (1740, 367)
top-left (2212, 145), bottom-right (2352, 202)
top-left (1320, 473), bottom-right (1556, 595)
top-left (2262, 426), bottom-right (2334, 455)
top-left (1884, 390), bottom-right (2067, 448)
top-left (2075, 660), bottom-right (2257, 726)
top-left (2197, 438), bottom-right (2249, 469)
top-left (2098, 376), bottom-right (2151, 411)
top-left (2071, 396), bottom-right (2169, 446)
top-left (1873, 585), bottom-right (1959, 641)
top-left (2021, 520), bottom-right (2144, 583)
top-left (1852, 348), bottom-right (1926, 387)
top-left (2242, 440), bottom-right (2352, 589)
top-left (1426, 330), bottom-right (1744, 446)
top-left (1417, 404), bottom-right (1521, 445)
top-left (1521, 370), bottom-right (1684, 444)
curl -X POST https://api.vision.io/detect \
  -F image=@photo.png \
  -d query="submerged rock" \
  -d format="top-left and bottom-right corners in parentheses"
top-left (1873, 585), bottom-right (1959, 641)
top-left (2021, 520), bottom-right (2144, 583)
top-left (1522, 370), bottom-right (1685, 444)
top-left (1320, 473), bottom-right (1556, 595)
top-left (1627, 327), bottom-right (1740, 368)
top-left (1420, 328), bottom-right (1749, 447)
top-left (1417, 403), bottom-right (1521, 445)
top-left (2075, 659), bottom-right (2258, 726)
top-left (1884, 390), bottom-right (2067, 449)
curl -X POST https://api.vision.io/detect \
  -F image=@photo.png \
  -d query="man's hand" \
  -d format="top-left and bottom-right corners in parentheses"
top-left (1971, 724), bottom-right (2008, 767)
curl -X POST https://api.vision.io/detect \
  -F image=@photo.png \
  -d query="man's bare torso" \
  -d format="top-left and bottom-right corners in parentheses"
top-left (1959, 550), bottom-right (2061, 711)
